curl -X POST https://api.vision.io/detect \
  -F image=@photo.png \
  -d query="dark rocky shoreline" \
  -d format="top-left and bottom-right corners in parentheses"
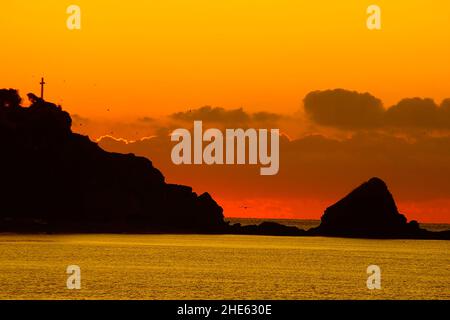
top-left (1, 89), bottom-right (449, 239)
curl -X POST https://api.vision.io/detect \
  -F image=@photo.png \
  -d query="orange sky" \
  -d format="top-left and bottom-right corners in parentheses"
top-left (1, 1), bottom-right (450, 223)
top-left (1, 1), bottom-right (450, 118)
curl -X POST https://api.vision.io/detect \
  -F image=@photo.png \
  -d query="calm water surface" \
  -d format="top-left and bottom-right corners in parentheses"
top-left (0, 234), bottom-right (448, 300)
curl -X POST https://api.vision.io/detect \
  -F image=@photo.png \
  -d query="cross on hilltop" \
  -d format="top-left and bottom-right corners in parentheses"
top-left (40, 77), bottom-right (46, 99)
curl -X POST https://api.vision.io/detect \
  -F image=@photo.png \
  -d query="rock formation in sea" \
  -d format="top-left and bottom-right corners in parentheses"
top-left (231, 221), bottom-right (307, 236)
top-left (309, 177), bottom-right (450, 239)
top-left (0, 89), bottom-right (227, 233)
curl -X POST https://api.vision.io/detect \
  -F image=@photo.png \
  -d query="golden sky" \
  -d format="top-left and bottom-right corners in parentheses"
top-left (1, 1), bottom-right (450, 223)
top-left (1, 0), bottom-right (450, 119)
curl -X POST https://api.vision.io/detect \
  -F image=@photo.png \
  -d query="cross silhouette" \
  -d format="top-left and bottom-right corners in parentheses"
top-left (40, 77), bottom-right (46, 99)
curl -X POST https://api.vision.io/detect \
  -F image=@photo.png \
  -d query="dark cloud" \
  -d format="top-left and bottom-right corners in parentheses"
top-left (303, 89), bottom-right (450, 131)
top-left (303, 89), bottom-right (384, 129)
top-left (171, 106), bottom-right (250, 125)
top-left (385, 98), bottom-right (440, 128)
top-left (441, 99), bottom-right (450, 110)
top-left (72, 88), bottom-right (450, 145)
top-left (170, 106), bottom-right (283, 128)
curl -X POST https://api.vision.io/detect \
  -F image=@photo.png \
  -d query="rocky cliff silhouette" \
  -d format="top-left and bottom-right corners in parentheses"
top-left (0, 89), bottom-right (226, 233)
top-left (309, 178), bottom-right (450, 239)
top-left (0, 89), bottom-right (448, 239)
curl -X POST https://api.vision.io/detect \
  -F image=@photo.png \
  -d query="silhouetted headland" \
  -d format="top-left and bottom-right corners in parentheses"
top-left (0, 89), bottom-right (226, 233)
top-left (0, 89), bottom-right (449, 239)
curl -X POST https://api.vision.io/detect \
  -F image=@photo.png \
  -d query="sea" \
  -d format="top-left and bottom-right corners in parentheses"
top-left (0, 219), bottom-right (448, 300)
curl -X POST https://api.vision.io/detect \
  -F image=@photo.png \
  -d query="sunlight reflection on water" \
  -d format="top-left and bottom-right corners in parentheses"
top-left (0, 234), bottom-right (448, 300)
